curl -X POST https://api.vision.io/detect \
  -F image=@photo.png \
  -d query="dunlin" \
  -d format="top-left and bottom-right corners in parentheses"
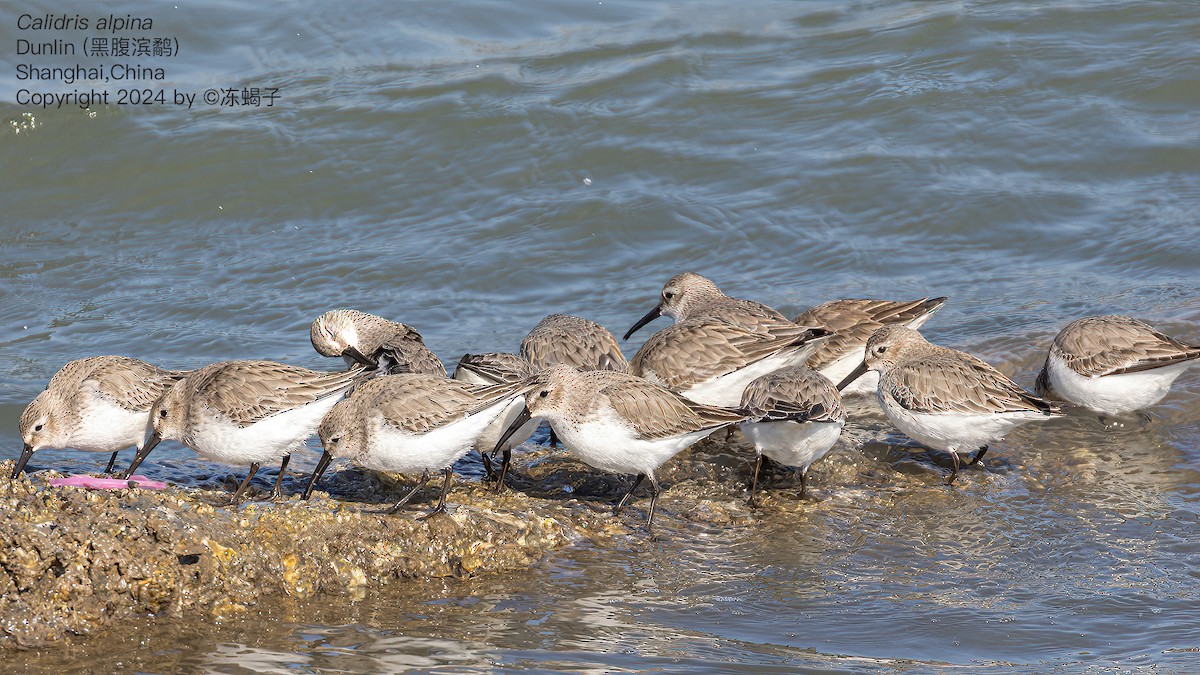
top-left (452, 352), bottom-right (538, 485)
top-left (306, 373), bottom-right (530, 516)
top-left (839, 326), bottom-right (1061, 483)
top-left (738, 366), bottom-right (845, 504)
top-left (14, 356), bottom-right (186, 478)
top-left (521, 314), bottom-right (627, 373)
top-left (624, 272), bottom-right (793, 338)
top-left (126, 360), bottom-right (363, 503)
top-left (793, 297), bottom-right (947, 395)
top-left (624, 273), bottom-right (832, 407)
top-left (310, 309), bottom-right (446, 376)
top-left (1035, 315), bottom-right (1200, 416)
top-left (493, 365), bottom-right (747, 529)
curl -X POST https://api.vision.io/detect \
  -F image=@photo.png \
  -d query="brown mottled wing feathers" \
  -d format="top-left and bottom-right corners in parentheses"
top-left (521, 315), bottom-right (628, 372)
top-left (739, 368), bottom-right (845, 424)
top-left (1053, 315), bottom-right (1200, 377)
top-left (630, 319), bottom-right (819, 390)
top-left (454, 352), bottom-right (532, 384)
top-left (883, 354), bottom-right (1056, 415)
top-left (601, 376), bottom-right (745, 440)
top-left (794, 298), bottom-right (946, 370)
top-left (199, 361), bottom-right (361, 426)
top-left (372, 376), bottom-right (526, 434)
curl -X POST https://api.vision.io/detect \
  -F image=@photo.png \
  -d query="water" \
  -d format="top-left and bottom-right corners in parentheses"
top-left (3, 0), bottom-right (1200, 670)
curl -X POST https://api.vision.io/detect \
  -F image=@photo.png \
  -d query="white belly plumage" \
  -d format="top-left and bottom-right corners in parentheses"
top-left (556, 416), bottom-right (716, 477)
top-left (740, 419), bottom-right (844, 471)
top-left (189, 394), bottom-right (345, 466)
top-left (360, 396), bottom-right (517, 475)
top-left (1047, 353), bottom-right (1193, 415)
top-left (68, 398), bottom-right (150, 453)
top-left (880, 393), bottom-right (1046, 454)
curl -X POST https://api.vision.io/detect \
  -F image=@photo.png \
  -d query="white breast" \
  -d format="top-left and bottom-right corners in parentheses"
top-left (189, 393), bottom-right (345, 466)
top-left (555, 413), bottom-right (715, 477)
top-left (879, 392), bottom-right (1047, 454)
top-left (361, 396), bottom-right (517, 475)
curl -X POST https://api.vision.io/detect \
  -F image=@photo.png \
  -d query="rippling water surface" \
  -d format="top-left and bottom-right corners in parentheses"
top-left (2, 0), bottom-right (1199, 671)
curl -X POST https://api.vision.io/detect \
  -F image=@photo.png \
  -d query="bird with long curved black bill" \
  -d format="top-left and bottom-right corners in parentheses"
top-left (126, 360), bottom-right (363, 504)
top-left (493, 364), bottom-right (747, 531)
top-left (14, 356), bottom-right (187, 479)
top-left (1034, 314), bottom-right (1200, 417)
top-left (837, 326), bottom-right (1061, 484)
top-left (310, 308), bottom-right (446, 376)
top-left (738, 366), bottom-right (845, 505)
top-left (452, 352), bottom-right (537, 485)
top-left (304, 373), bottom-right (531, 516)
top-left (623, 272), bottom-right (832, 407)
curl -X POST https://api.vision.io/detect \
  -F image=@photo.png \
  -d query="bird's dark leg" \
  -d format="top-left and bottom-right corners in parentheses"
top-left (229, 463), bottom-right (261, 505)
top-left (264, 454), bottom-right (291, 501)
top-left (614, 473), bottom-right (646, 515)
top-left (548, 427), bottom-right (561, 448)
top-left (492, 448), bottom-right (512, 495)
top-left (747, 454), bottom-right (763, 507)
top-left (945, 452), bottom-right (961, 485)
top-left (798, 467), bottom-right (810, 499)
top-left (966, 446), bottom-right (988, 468)
top-left (479, 449), bottom-right (496, 480)
top-left (418, 467), bottom-right (453, 519)
top-left (645, 476), bottom-right (662, 531)
top-left (104, 451), bottom-right (119, 474)
top-left (382, 471), bottom-right (432, 515)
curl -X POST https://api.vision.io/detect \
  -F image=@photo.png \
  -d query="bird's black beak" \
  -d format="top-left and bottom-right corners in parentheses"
top-left (121, 432), bottom-right (161, 479)
top-left (623, 304), bottom-right (663, 340)
top-left (492, 405), bottom-right (533, 456)
top-left (343, 346), bottom-right (378, 369)
top-left (11, 444), bottom-right (34, 479)
top-left (303, 449), bottom-right (334, 500)
top-left (836, 361), bottom-right (870, 391)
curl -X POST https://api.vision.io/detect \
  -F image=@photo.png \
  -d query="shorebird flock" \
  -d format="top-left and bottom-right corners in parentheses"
top-left (13, 273), bottom-right (1200, 530)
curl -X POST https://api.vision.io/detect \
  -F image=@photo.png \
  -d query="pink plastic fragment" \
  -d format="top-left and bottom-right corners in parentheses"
top-left (48, 475), bottom-right (169, 490)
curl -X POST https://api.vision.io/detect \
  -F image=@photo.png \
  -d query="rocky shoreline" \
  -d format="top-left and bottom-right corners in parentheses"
top-left (0, 435), bottom-right (875, 651)
top-left (0, 454), bottom-right (614, 651)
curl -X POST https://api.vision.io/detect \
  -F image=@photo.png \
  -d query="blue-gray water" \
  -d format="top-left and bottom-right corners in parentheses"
top-left (3, 0), bottom-right (1199, 671)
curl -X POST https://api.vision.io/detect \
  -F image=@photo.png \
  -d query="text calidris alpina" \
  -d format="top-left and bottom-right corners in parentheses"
top-left (306, 373), bottom-right (531, 516)
top-left (493, 365), bottom-right (747, 529)
top-left (793, 297), bottom-right (947, 395)
top-left (310, 308), bottom-right (446, 376)
top-left (738, 366), bottom-right (845, 504)
top-left (1034, 315), bottom-right (1200, 417)
top-left (522, 314), bottom-right (627, 373)
top-left (839, 326), bottom-right (1061, 484)
top-left (624, 273), bottom-right (832, 407)
top-left (14, 356), bottom-right (186, 478)
top-left (125, 360), bottom-right (363, 503)
top-left (452, 352), bottom-right (538, 484)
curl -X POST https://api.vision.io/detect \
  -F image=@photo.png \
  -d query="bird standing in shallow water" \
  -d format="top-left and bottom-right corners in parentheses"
top-left (738, 366), bottom-right (845, 504)
top-left (1035, 315), bottom-right (1200, 417)
top-left (128, 360), bottom-right (363, 504)
top-left (839, 326), bottom-right (1061, 484)
top-left (15, 356), bottom-right (187, 478)
top-left (624, 273), bottom-right (832, 407)
top-left (307, 373), bottom-right (531, 516)
top-left (494, 364), bottom-right (747, 530)
top-left (310, 308), bottom-right (446, 377)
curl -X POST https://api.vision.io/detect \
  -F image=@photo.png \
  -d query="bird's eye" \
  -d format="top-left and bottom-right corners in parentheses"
top-left (539, 390), bottom-right (549, 398)
top-left (663, 291), bottom-right (674, 300)
top-left (875, 345), bottom-right (888, 355)
top-left (34, 424), bottom-right (43, 432)
top-left (330, 436), bottom-right (340, 444)
top-left (159, 409), bottom-right (169, 418)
